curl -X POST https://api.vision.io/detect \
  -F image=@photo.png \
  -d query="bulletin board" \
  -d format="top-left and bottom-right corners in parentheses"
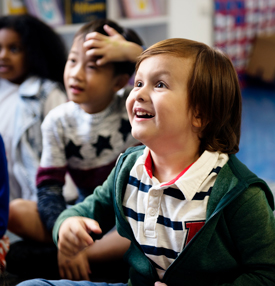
top-left (214, 0), bottom-right (275, 77)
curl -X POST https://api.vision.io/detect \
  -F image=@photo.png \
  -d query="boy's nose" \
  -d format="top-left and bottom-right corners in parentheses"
top-left (135, 87), bottom-right (148, 102)
top-left (70, 64), bottom-right (85, 80)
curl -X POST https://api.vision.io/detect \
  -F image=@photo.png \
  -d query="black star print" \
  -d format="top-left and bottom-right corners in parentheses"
top-left (92, 135), bottom-right (113, 156)
top-left (65, 140), bottom-right (83, 160)
top-left (118, 118), bottom-right (131, 142)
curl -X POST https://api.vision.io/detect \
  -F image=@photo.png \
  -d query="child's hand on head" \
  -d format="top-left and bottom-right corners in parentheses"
top-left (84, 24), bottom-right (143, 65)
top-left (58, 216), bottom-right (102, 257)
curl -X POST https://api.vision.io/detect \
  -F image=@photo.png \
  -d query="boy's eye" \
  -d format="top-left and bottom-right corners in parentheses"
top-left (68, 57), bottom-right (76, 64)
top-left (87, 64), bottom-right (96, 69)
top-left (135, 81), bottom-right (143, 87)
top-left (156, 81), bottom-right (166, 88)
top-left (86, 61), bottom-right (97, 70)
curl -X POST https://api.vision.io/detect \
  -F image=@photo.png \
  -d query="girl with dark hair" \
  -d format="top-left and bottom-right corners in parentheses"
top-left (0, 14), bottom-right (67, 201)
top-left (0, 14), bottom-right (67, 85)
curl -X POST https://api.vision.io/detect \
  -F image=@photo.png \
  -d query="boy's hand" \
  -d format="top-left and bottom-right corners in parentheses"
top-left (84, 24), bottom-right (143, 66)
top-left (58, 216), bottom-right (102, 257)
top-left (155, 282), bottom-right (167, 286)
top-left (58, 249), bottom-right (91, 281)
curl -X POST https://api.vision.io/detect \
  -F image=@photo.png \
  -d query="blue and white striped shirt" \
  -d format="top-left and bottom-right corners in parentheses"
top-left (123, 147), bottom-right (228, 279)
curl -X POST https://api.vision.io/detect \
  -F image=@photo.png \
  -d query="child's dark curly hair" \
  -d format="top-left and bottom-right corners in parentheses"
top-left (0, 14), bottom-right (67, 86)
top-left (75, 19), bottom-right (143, 77)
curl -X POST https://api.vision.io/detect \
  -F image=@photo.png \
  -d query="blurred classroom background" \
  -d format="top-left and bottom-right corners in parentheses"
top-left (1, 0), bottom-right (274, 190)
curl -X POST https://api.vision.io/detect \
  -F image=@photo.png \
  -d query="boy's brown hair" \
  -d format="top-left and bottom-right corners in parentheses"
top-left (136, 38), bottom-right (242, 155)
top-left (75, 19), bottom-right (143, 78)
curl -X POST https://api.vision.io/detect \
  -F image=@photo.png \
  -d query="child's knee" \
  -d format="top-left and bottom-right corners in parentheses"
top-left (9, 199), bottom-right (25, 223)
top-left (8, 199), bottom-right (35, 231)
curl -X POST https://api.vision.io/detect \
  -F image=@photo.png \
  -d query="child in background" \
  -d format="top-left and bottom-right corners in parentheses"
top-left (0, 134), bottom-right (9, 275)
top-left (7, 19), bottom-right (143, 281)
top-left (19, 38), bottom-right (275, 286)
top-left (0, 14), bottom-right (67, 202)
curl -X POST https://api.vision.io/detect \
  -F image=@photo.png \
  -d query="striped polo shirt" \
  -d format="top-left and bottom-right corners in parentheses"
top-left (122, 147), bottom-right (228, 279)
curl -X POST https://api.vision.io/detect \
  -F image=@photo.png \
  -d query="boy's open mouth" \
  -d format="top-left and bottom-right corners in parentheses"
top-left (70, 85), bottom-right (84, 92)
top-left (135, 111), bottom-right (154, 119)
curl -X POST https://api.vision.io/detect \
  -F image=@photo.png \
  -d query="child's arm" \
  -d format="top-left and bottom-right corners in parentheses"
top-left (58, 247), bottom-right (91, 281)
top-left (51, 163), bottom-right (126, 280)
top-left (58, 229), bottom-right (130, 281)
top-left (37, 108), bottom-right (69, 232)
top-left (224, 185), bottom-right (275, 284)
top-left (84, 24), bottom-right (143, 66)
top-left (52, 165), bottom-right (116, 240)
top-left (58, 216), bottom-right (102, 257)
top-left (52, 166), bottom-right (127, 279)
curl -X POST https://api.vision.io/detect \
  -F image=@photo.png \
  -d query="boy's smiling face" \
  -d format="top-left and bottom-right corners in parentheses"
top-left (126, 54), bottom-right (201, 151)
top-left (64, 36), bottom-right (124, 114)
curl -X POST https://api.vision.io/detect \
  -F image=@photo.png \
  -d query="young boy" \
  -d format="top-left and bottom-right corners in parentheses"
top-left (18, 38), bottom-right (275, 285)
top-left (7, 19), bottom-right (143, 280)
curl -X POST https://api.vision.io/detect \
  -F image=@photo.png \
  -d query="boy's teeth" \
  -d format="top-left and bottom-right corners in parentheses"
top-left (136, 111), bottom-right (152, 116)
top-left (135, 111), bottom-right (154, 119)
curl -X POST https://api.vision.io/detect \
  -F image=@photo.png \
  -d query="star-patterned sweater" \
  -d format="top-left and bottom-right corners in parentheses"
top-left (36, 87), bottom-right (139, 231)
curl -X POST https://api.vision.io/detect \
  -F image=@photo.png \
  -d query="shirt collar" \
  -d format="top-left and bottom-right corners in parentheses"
top-left (176, 151), bottom-right (228, 201)
top-left (19, 76), bottom-right (41, 97)
top-left (136, 147), bottom-right (228, 201)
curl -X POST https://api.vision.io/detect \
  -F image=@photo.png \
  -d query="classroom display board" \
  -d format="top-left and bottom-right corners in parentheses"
top-left (64, 0), bottom-right (106, 24)
top-left (214, 0), bottom-right (275, 76)
top-left (12, 0), bottom-right (107, 26)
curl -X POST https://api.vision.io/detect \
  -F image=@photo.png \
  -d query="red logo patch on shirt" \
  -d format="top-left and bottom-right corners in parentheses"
top-left (184, 220), bottom-right (205, 246)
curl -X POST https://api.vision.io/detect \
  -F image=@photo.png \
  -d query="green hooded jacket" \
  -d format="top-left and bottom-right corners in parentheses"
top-left (53, 145), bottom-right (275, 286)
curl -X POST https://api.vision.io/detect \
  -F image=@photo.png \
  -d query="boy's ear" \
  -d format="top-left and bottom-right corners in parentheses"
top-left (113, 74), bottom-right (130, 93)
top-left (192, 111), bottom-right (202, 128)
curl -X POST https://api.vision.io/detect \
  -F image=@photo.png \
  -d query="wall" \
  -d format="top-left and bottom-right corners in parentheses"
top-left (168, 0), bottom-right (214, 46)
